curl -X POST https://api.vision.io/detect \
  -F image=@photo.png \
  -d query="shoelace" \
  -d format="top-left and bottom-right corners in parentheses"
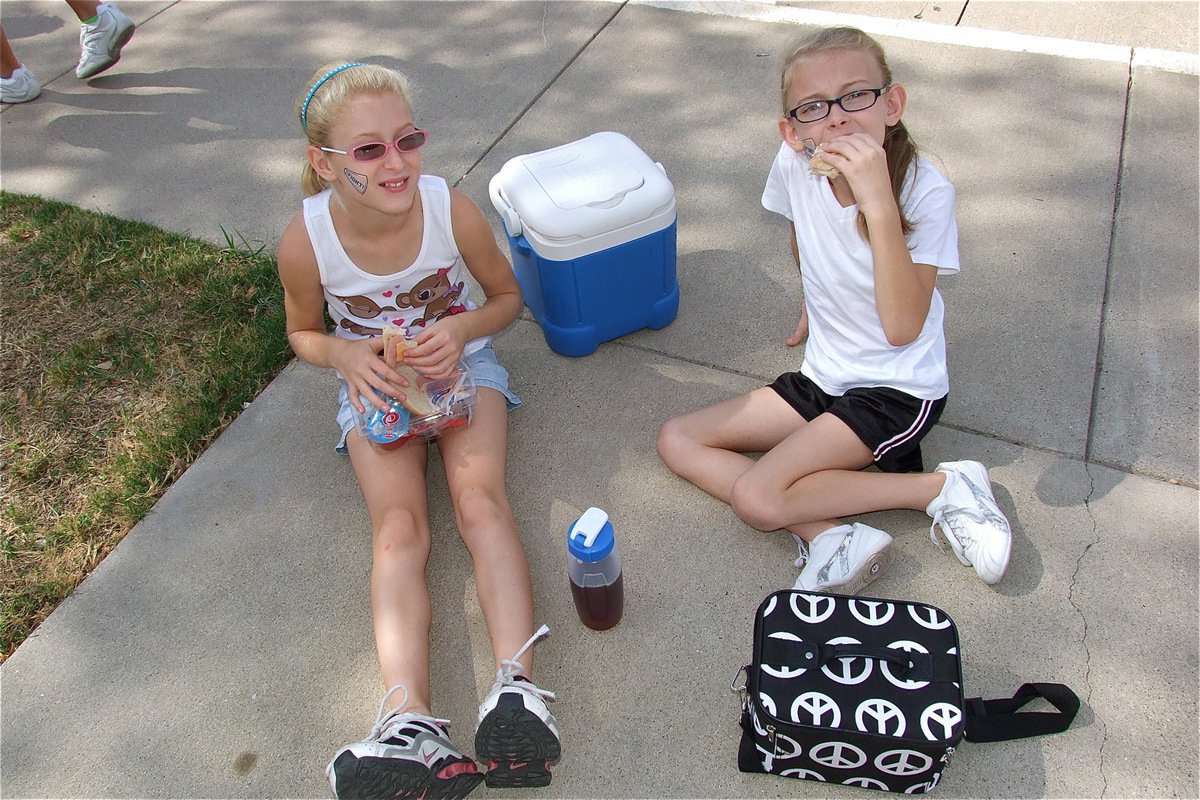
top-left (494, 624), bottom-right (556, 702)
top-left (928, 506), bottom-right (979, 552)
top-left (930, 470), bottom-right (1010, 552)
top-left (792, 534), bottom-right (810, 569)
top-left (369, 684), bottom-right (452, 743)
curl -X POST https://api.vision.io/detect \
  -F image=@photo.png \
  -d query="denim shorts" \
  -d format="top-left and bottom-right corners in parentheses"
top-left (335, 343), bottom-right (521, 455)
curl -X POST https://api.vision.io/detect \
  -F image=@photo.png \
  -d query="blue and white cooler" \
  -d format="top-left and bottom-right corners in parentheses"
top-left (488, 131), bottom-right (679, 357)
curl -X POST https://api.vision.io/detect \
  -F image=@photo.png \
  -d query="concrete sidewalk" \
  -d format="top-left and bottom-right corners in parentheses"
top-left (2, 2), bottom-right (1197, 797)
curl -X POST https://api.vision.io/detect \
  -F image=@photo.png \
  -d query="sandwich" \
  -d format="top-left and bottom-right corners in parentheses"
top-left (808, 143), bottom-right (840, 178)
top-left (382, 325), bottom-right (437, 417)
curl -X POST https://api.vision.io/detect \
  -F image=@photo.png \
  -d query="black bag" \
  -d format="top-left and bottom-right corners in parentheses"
top-left (734, 590), bottom-right (1079, 794)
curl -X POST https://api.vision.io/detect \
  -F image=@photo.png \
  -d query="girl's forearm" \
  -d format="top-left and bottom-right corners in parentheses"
top-left (458, 291), bottom-right (523, 342)
top-left (287, 328), bottom-right (346, 370)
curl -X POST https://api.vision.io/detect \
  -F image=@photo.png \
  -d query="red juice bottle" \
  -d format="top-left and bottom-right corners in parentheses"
top-left (567, 507), bottom-right (624, 631)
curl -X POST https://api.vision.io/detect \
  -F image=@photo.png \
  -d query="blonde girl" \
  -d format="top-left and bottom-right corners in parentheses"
top-left (278, 62), bottom-right (560, 799)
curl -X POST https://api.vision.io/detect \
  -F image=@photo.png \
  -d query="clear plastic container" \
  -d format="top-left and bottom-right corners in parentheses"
top-left (351, 364), bottom-right (476, 450)
top-left (567, 507), bottom-right (624, 631)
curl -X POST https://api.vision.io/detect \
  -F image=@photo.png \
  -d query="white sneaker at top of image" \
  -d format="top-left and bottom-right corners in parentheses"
top-left (1, 67), bottom-right (41, 104)
top-left (927, 460), bottom-right (1012, 585)
top-left (76, 3), bottom-right (136, 79)
top-left (793, 522), bottom-right (893, 596)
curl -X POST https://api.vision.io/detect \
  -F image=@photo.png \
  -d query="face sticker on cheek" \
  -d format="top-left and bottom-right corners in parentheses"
top-left (344, 169), bottom-right (368, 194)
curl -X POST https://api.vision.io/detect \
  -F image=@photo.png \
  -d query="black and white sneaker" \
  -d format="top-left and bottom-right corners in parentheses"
top-left (475, 625), bottom-right (561, 788)
top-left (327, 685), bottom-right (483, 800)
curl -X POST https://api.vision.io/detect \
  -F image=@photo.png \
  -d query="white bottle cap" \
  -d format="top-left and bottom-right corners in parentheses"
top-left (570, 507), bottom-right (609, 548)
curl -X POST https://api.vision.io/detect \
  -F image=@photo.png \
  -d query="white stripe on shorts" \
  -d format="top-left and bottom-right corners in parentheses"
top-left (873, 398), bottom-right (935, 461)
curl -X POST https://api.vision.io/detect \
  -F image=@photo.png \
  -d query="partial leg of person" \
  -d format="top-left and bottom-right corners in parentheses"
top-left (657, 386), bottom-right (810, 504)
top-left (657, 387), bottom-right (922, 533)
top-left (67, 0), bottom-right (134, 79)
top-left (326, 437), bottom-right (482, 800)
top-left (732, 410), bottom-right (945, 535)
top-left (662, 387), bottom-right (941, 591)
top-left (659, 389), bottom-right (888, 592)
top-left (661, 384), bottom-right (1010, 587)
top-left (736, 410), bottom-right (1011, 586)
top-left (0, 27), bottom-right (41, 103)
top-left (1, 26), bottom-right (20, 76)
top-left (352, 438), bottom-right (435, 707)
top-left (437, 389), bottom-right (560, 788)
top-left (734, 409), bottom-right (946, 593)
top-left (64, 1), bottom-right (102, 19)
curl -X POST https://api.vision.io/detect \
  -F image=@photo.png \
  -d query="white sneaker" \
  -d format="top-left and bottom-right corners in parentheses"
top-left (1, 66), bottom-right (41, 104)
top-left (927, 460), bottom-right (1012, 584)
top-left (475, 624), bottom-right (561, 788)
top-left (76, 3), bottom-right (135, 79)
top-left (326, 685), bottom-right (482, 800)
top-left (793, 523), bottom-right (893, 595)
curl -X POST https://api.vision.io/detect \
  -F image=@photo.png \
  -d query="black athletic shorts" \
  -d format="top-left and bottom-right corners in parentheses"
top-left (768, 371), bottom-right (946, 473)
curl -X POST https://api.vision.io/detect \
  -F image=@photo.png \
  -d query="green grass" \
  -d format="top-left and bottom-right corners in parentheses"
top-left (0, 192), bottom-right (293, 660)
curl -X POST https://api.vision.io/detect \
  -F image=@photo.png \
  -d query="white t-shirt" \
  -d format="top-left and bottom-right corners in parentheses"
top-left (302, 175), bottom-right (487, 355)
top-left (761, 142), bottom-right (959, 400)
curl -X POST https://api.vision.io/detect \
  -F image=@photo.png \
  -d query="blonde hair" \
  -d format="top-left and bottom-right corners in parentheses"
top-left (295, 62), bottom-right (415, 196)
top-left (781, 27), bottom-right (917, 237)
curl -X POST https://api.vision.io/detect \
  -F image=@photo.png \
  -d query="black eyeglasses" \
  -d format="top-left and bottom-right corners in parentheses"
top-left (319, 129), bottom-right (428, 162)
top-left (787, 87), bottom-right (890, 124)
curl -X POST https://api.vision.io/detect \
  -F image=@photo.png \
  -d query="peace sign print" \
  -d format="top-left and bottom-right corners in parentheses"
top-left (809, 741), bottom-right (867, 770)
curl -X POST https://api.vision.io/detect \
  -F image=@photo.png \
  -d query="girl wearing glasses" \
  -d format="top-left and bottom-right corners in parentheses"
top-left (277, 62), bottom-right (560, 799)
top-left (658, 27), bottom-right (1013, 595)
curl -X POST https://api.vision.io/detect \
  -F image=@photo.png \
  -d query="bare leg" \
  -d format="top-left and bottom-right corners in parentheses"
top-left (1, 28), bottom-right (20, 77)
top-left (733, 411), bottom-right (945, 537)
top-left (437, 389), bottom-right (537, 676)
top-left (64, 1), bottom-right (102, 22)
top-left (347, 434), bottom-right (435, 714)
top-left (657, 387), bottom-right (808, 503)
top-left (659, 387), bottom-right (946, 540)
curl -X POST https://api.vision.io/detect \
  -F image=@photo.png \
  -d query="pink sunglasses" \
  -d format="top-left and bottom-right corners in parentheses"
top-left (319, 129), bottom-right (428, 162)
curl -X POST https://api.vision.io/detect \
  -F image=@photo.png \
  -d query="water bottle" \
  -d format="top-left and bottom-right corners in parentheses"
top-left (567, 507), bottom-right (624, 631)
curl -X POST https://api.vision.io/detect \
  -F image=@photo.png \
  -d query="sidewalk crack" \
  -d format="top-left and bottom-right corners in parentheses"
top-left (1071, 462), bottom-right (1109, 796)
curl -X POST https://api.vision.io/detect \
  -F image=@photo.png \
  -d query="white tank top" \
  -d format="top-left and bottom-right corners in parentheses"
top-left (302, 175), bottom-right (486, 354)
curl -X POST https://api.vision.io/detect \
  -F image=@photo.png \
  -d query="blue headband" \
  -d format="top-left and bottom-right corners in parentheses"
top-left (300, 62), bottom-right (365, 131)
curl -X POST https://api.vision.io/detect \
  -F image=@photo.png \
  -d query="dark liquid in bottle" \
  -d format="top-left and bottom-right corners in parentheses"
top-left (569, 573), bottom-right (624, 631)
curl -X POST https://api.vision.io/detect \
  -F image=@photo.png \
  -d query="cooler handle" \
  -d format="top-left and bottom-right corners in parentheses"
top-left (488, 175), bottom-right (522, 237)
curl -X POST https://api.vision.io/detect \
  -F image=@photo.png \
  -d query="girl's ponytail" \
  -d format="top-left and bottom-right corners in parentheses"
top-left (881, 120), bottom-right (917, 237)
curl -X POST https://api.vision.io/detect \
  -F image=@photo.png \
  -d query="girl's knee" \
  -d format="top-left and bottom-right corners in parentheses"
top-left (453, 486), bottom-right (513, 540)
top-left (656, 416), bottom-right (692, 472)
top-left (373, 506), bottom-right (430, 557)
top-left (730, 476), bottom-right (785, 532)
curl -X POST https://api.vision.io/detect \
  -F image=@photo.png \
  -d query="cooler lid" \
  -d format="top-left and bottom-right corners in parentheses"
top-left (492, 131), bottom-right (675, 242)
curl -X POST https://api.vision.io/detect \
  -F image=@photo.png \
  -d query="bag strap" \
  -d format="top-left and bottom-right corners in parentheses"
top-left (963, 682), bottom-right (1080, 743)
